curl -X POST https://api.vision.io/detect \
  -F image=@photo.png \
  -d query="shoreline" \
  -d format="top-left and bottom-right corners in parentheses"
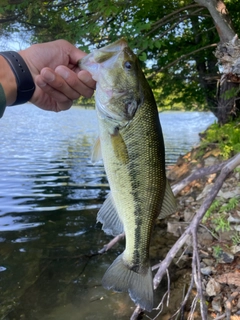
top-left (159, 143), bottom-right (240, 319)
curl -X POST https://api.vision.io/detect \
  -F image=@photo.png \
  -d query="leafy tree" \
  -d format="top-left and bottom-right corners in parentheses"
top-left (1, 0), bottom-right (240, 123)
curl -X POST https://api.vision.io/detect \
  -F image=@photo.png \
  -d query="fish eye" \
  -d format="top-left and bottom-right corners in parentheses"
top-left (124, 61), bottom-right (132, 70)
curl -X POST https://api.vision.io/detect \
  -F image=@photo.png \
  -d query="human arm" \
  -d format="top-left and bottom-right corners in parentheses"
top-left (0, 39), bottom-right (95, 115)
top-left (0, 55), bottom-right (17, 107)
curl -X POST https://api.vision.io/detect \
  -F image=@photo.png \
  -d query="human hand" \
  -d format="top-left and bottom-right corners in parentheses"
top-left (19, 40), bottom-right (95, 112)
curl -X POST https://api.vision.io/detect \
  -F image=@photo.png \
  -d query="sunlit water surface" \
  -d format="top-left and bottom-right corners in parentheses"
top-left (0, 105), bottom-right (216, 319)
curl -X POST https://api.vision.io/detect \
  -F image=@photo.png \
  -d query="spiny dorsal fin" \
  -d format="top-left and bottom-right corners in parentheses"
top-left (97, 193), bottom-right (124, 236)
top-left (158, 180), bottom-right (177, 219)
top-left (91, 137), bottom-right (102, 163)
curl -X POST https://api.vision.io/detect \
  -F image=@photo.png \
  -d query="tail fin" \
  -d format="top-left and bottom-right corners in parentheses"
top-left (102, 253), bottom-right (153, 312)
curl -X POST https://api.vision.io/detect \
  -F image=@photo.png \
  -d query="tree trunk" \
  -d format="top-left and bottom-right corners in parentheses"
top-left (215, 37), bottom-right (240, 123)
top-left (195, 0), bottom-right (240, 124)
top-left (190, 14), bottom-right (218, 117)
top-left (216, 76), bottom-right (240, 124)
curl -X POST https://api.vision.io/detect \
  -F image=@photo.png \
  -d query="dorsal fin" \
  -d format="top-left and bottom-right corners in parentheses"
top-left (97, 193), bottom-right (124, 236)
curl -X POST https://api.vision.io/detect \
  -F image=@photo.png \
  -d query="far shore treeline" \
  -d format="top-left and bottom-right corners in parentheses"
top-left (75, 96), bottom-right (199, 112)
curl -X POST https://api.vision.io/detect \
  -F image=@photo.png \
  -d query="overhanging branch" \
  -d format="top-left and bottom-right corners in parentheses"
top-left (147, 43), bottom-right (217, 78)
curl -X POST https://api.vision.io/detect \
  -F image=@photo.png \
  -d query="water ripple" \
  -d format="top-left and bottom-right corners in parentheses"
top-left (0, 107), bottom-right (216, 233)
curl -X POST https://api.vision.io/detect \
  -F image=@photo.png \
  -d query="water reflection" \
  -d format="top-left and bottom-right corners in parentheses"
top-left (0, 106), bottom-right (216, 319)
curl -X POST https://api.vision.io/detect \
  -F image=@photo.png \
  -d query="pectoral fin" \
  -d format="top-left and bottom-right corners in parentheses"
top-left (97, 192), bottom-right (124, 236)
top-left (91, 137), bottom-right (102, 163)
top-left (158, 180), bottom-right (177, 219)
top-left (111, 129), bottom-right (129, 164)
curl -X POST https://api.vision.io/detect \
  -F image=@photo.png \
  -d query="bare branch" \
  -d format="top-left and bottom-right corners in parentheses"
top-left (98, 232), bottom-right (125, 254)
top-left (152, 3), bottom-right (201, 29)
top-left (214, 314), bottom-right (227, 320)
top-left (157, 9), bottom-right (204, 39)
top-left (168, 277), bottom-right (194, 319)
top-left (100, 153), bottom-right (240, 319)
top-left (149, 43), bottom-right (217, 76)
top-left (191, 228), bottom-right (207, 319)
top-left (152, 153), bottom-right (240, 318)
top-left (172, 158), bottom-right (229, 196)
top-left (194, 0), bottom-right (236, 43)
top-left (144, 7), bottom-right (204, 39)
top-left (225, 292), bottom-right (239, 320)
top-left (130, 305), bottom-right (143, 320)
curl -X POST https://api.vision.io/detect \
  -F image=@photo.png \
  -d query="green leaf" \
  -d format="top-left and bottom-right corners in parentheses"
top-left (139, 52), bottom-right (147, 61)
top-left (155, 41), bottom-right (161, 49)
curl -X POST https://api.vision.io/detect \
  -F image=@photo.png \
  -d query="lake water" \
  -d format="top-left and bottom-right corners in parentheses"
top-left (0, 105), bottom-right (216, 319)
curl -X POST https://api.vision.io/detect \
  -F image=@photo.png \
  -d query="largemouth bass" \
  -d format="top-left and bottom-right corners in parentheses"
top-left (80, 39), bottom-right (176, 312)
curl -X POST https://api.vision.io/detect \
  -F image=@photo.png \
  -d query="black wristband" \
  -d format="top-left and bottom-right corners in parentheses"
top-left (0, 51), bottom-right (35, 106)
top-left (0, 84), bottom-right (6, 118)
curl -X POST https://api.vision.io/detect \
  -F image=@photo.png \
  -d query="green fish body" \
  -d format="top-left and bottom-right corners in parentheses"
top-left (80, 39), bottom-right (176, 312)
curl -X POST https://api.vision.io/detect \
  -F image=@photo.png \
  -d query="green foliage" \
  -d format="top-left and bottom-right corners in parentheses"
top-left (203, 199), bottom-right (221, 222)
top-left (212, 214), bottom-right (230, 232)
top-left (219, 197), bottom-right (239, 212)
top-left (221, 87), bottom-right (240, 100)
top-left (0, 0), bottom-right (222, 111)
top-left (231, 232), bottom-right (240, 246)
top-left (234, 166), bottom-right (240, 174)
top-left (1, 0), bottom-right (240, 116)
top-left (202, 121), bottom-right (240, 159)
top-left (212, 245), bottom-right (222, 260)
top-left (203, 196), bottom-right (239, 233)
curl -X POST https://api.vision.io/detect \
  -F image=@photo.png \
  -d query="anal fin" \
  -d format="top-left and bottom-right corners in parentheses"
top-left (97, 192), bottom-right (124, 236)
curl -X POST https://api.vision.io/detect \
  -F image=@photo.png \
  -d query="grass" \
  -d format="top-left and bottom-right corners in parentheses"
top-left (199, 120), bottom-right (240, 159)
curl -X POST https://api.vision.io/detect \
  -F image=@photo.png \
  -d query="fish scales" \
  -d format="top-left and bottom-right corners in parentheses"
top-left (80, 39), bottom-right (176, 312)
top-left (118, 101), bottom-right (166, 265)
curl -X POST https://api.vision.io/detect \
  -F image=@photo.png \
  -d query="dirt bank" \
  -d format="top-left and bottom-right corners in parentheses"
top-left (150, 145), bottom-right (240, 319)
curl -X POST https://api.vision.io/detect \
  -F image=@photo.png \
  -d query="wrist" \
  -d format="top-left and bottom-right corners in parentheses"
top-left (0, 55), bottom-right (17, 106)
top-left (0, 51), bottom-right (35, 107)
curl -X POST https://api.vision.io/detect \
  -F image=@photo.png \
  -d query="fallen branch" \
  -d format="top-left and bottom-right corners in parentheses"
top-left (152, 152), bottom-right (240, 319)
top-left (172, 159), bottom-right (229, 196)
top-left (99, 153), bottom-right (240, 319)
top-left (225, 292), bottom-right (239, 320)
top-left (98, 232), bottom-right (125, 254)
top-left (214, 314), bottom-right (227, 320)
top-left (130, 305), bottom-right (143, 320)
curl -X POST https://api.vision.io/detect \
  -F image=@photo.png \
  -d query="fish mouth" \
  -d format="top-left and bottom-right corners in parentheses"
top-left (79, 39), bottom-right (128, 81)
top-left (95, 38), bottom-right (128, 60)
top-left (80, 38), bottom-right (132, 123)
